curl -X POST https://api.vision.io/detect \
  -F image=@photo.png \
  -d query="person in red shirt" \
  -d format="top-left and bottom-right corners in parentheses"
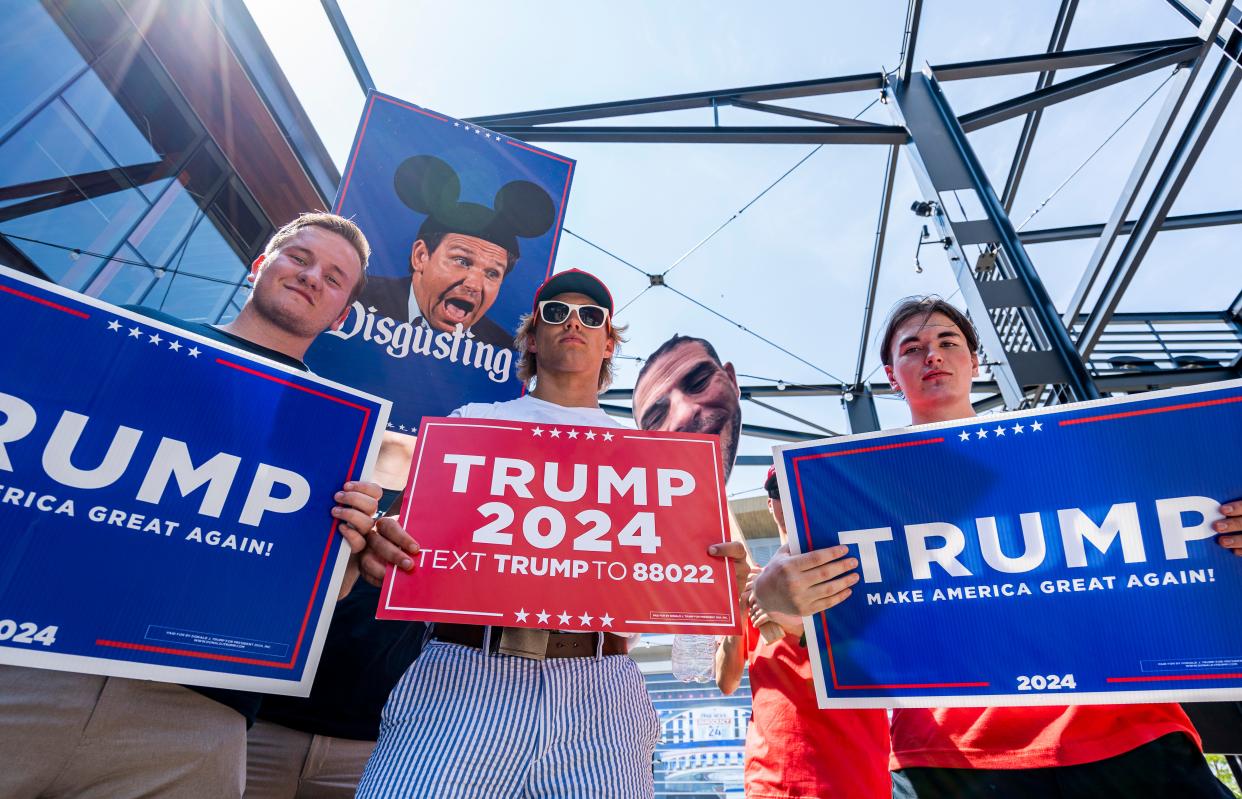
top-left (717, 467), bottom-right (890, 799)
top-left (752, 296), bottom-right (1242, 798)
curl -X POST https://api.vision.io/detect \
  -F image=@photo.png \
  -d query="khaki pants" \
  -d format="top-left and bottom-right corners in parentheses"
top-left (245, 719), bottom-right (375, 798)
top-left (0, 664), bottom-right (246, 798)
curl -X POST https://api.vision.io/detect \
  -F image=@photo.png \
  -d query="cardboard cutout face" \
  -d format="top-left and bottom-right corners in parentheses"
top-left (634, 337), bottom-right (741, 480)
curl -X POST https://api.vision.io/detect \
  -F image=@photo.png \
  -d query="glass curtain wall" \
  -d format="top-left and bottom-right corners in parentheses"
top-left (0, 0), bottom-right (271, 323)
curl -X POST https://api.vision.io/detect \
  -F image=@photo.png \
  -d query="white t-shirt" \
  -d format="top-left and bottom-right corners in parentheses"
top-left (450, 393), bottom-right (625, 429)
top-left (449, 393), bottom-right (636, 642)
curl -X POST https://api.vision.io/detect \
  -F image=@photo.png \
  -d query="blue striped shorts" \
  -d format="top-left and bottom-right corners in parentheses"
top-left (356, 640), bottom-right (659, 798)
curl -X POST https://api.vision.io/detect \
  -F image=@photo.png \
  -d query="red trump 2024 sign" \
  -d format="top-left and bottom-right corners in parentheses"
top-left (378, 417), bottom-right (739, 634)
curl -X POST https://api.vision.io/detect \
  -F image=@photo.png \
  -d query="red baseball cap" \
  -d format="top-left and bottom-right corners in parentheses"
top-left (532, 268), bottom-right (613, 315)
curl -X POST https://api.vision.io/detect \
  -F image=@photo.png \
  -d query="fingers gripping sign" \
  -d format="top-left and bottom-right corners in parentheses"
top-left (1214, 499), bottom-right (1242, 556)
top-left (752, 544), bottom-right (861, 618)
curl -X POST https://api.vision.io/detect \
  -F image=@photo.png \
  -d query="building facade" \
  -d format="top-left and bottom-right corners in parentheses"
top-left (0, 0), bottom-right (332, 322)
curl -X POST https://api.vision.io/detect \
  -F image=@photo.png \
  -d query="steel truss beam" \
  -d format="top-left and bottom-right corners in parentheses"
top-left (320, 0), bottom-right (375, 93)
top-left (1021, 208), bottom-right (1242, 243)
top-left (1065, 0), bottom-right (1233, 332)
top-left (1001, 0), bottom-right (1078, 212)
top-left (1077, 54), bottom-right (1241, 357)
top-left (466, 73), bottom-right (884, 127)
top-left (486, 124), bottom-right (907, 145)
top-left (849, 0), bottom-right (920, 435)
top-left (932, 37), bottom-right (1200, 80)
top-left (957, 42), bottom-right (1200, 132)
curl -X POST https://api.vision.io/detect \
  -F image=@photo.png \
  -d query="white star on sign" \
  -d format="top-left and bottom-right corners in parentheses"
top-left (567, 430), bottom-right (579, 439)
top-left (128, 326), bottom-right (142, 338)
top-left (532, 426), bottom-right (544, 437)
top-left (1012, 422), bottom-right (1025, 433)
top-left (578, 612), bottom-right (593, 626)
top-left (453, 121), bottom-right (460, 127)
top-left (550, 428), bottom-right (562, 438)
top-left (599, 613), bottom-right (614, 628)
top-left (1031, 420), bottom-right (1043, 432)
top-left (602, 432), bottom-right (614, 442)
top-left (958, 431), bottom-right (970, 442)
top-left (585, 430), bottom-right (597, 440)
top-left (187, 346), bottom-right (200, 358)
top-left (168, 340), bottom-right (182, 352)
top-left (398, 424), bottom-right (408, 432)
top-left (148, 332), bottom-right (162, 345)
top-left (993, 425), bottom-right (1005, 437)
top-left (514, 608), bottom-right (529, 623)
top-left (107, 320), bottom-right (121, 331)
top-left (557, 611), bottom-right (572, 626)
top-left (976, 428), bottom-right (988, 439)
top-left (387, 422), bottom-right (394, 428)
top-left (536, 610), bottom-right (550, 624)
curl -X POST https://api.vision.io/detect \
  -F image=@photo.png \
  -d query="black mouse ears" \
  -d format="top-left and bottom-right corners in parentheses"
top-left (393, 155), bottom-right (555, 242)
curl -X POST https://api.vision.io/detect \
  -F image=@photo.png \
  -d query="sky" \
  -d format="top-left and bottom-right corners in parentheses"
top-left (243, 0), bottom-right (1241, 497)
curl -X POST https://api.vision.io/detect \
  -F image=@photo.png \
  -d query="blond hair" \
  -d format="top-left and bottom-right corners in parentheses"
top-left (515, 311), bottom-right (628, 391)
top-left (264, 212), bottom-right (371, 304)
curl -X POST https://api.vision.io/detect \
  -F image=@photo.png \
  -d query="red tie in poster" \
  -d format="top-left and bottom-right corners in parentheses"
top-left (378, 417), bottom-right (739, 634)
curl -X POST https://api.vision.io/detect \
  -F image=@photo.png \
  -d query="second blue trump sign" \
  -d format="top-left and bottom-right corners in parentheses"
top-left (0, 268), bottom-right (388, 695)
top-left (776, 380), bottom-right (1242, 708)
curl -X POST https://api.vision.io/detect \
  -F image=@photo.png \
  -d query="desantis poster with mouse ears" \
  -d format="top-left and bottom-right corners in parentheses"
top-left (305, 92), bottom-right (575, 434)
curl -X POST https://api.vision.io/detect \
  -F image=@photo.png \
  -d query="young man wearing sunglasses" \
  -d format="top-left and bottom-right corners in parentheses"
top-left (353, 268), bottom-right (748, 798)
top-left (752, 297), bottom-right (1242, 798)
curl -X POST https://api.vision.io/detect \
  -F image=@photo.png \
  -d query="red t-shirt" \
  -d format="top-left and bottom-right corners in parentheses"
top-left (890, 704), bottom-right (1201, 770)
top-left (743, 619), bottom-right (890, 798)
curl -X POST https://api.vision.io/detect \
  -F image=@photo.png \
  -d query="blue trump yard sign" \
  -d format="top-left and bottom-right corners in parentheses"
top-left (0, 267), bottom-right (388, 695)
top-left (775, 380), bottom-right (1242, 709)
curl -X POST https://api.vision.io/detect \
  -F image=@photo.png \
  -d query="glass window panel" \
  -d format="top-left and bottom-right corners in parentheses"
top-left (92, 244), bottom-right (159, 306)
top-left (127, 179), bottom-right (201, 267)
top-left (0, 2), bottom-right (87, 137)
top-left (0, 101), bottom-right (146, 288)
top-left (212, 178), bottom-right (267, 255)
top-left (153, 217), bottom-right (247, 321)
top-left (1, 238), bottom-right (104, 288)
top-left (63, 38), bottom-right (200, 202)
top-left (56, 0), bottom-right (130, 57)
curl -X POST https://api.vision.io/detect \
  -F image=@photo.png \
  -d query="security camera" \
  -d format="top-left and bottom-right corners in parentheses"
top-left (910, 200), bottom-right (937, 217)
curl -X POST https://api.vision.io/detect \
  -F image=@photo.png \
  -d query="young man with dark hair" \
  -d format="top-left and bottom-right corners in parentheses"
top-left (353, 269), bottom-right (750, 799)
top-left (0, 212), bottom-right (384, 799)
top-left (753, 296), bottom-right (1242, 798)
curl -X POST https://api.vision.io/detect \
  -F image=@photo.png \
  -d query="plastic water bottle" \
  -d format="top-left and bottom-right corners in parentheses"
top-left (671, 634), bottom-right (717, 683)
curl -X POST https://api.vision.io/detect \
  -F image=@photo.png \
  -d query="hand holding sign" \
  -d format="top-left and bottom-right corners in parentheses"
top-left (377, 417), bottom-right (739, 634)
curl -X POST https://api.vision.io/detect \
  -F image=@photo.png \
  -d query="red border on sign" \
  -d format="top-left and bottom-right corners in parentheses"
top-left (96, 358), bottom-right (372, 670)
top-left (793, 435), bottom-right (990, 691)
top-left (0, 283), bottom-right (90, 319)
top-left (1060, 395), bottom-right (1242, 427)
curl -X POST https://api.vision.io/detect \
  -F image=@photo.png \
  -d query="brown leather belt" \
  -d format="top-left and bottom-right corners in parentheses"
top-left (433, 623), bottom-right (628, 658)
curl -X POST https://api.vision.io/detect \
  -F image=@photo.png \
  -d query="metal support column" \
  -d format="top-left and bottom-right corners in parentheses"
top-left (844, 389), bottom-right (882, 434)
top-left (890, 70), bottom-right (1098, 408)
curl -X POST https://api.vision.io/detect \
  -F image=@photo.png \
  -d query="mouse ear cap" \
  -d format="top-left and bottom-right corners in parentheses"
top-left (494, 180), bottom-right (555, 238)
top-left (393, 155), bottom-right (461, 216)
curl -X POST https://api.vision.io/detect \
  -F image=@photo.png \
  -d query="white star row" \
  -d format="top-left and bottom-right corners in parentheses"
top-left (386, 422), bottom-right (413, 432)
top-left (107, 319), bottom-right (200, 358)
top-left (513, 608), bottom-right (615, 628)
top-left (957, 419), bottom-right (1044, 442)
top-left (530, 426), bottom-right (613, 442)
top-left (451, 121), bottom-right (503, 142)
